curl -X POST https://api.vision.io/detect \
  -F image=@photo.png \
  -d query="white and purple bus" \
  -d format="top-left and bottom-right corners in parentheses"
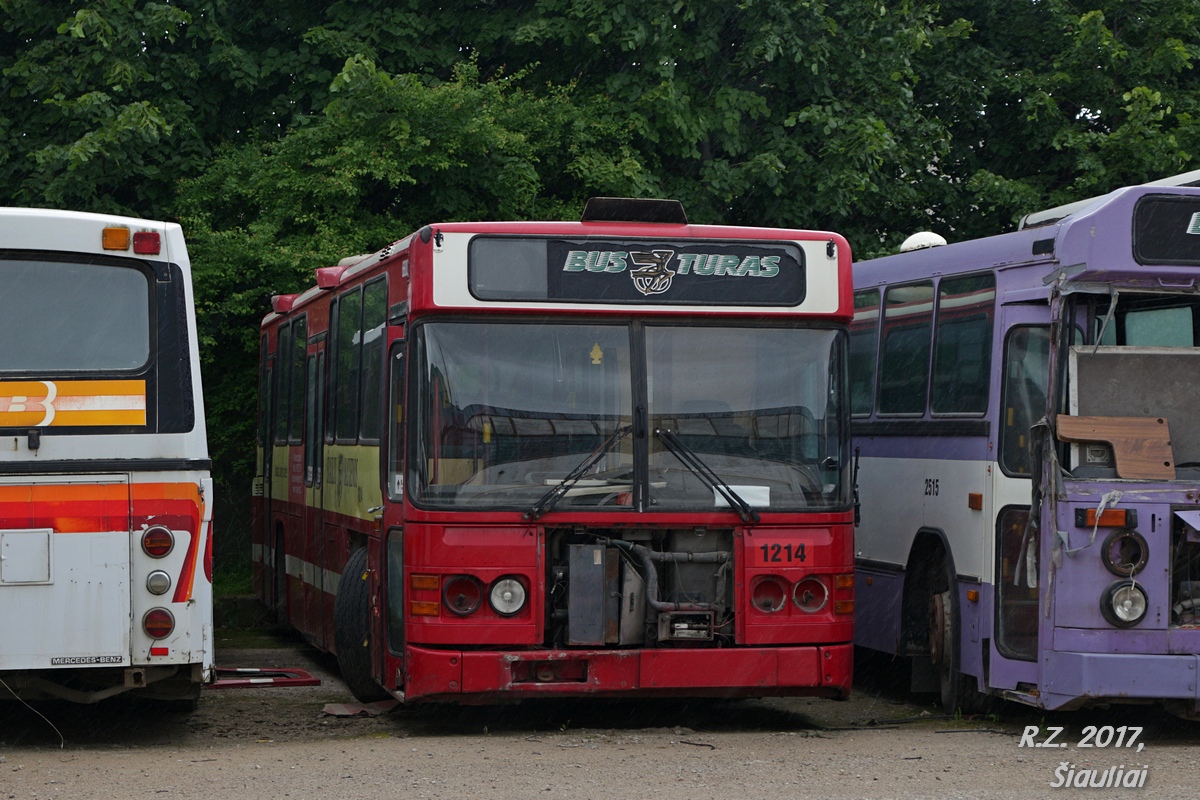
top-left (851, 177), bottom-right (1200, 717)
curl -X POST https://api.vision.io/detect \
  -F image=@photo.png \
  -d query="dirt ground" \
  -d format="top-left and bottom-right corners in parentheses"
top-left (3, 630), bottom-right (1200, 799)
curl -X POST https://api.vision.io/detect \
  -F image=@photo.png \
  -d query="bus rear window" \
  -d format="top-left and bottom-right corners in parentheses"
top-left (0, 258), bottom-right (150, 372)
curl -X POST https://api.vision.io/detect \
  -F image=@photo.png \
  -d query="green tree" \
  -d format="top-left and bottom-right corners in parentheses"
top-left (508, 0), bottom-right (963, 253)
top-left (913, 0), bottom-right (1200, 238)
top-left (175, 57), bottom-right (652, 523)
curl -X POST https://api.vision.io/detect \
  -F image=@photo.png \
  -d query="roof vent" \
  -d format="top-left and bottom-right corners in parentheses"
top-left (899, 231), bottom-right (947, 252)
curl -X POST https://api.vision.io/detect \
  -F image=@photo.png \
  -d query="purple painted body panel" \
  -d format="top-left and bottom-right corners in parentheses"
top-left (853, 183), bottom-right (1200, 712)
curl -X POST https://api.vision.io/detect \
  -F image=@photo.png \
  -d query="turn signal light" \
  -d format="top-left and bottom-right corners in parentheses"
top-left (102, 226), bottom-right (130, 250)
top-left (410, 600), bottom-right (439, 616)
top-left (833, 600), bottom-right (855, 615)
top-left (411, 574), bottom-right (439, 591)
top-left (1076, 508), bottom-right (1136, 528)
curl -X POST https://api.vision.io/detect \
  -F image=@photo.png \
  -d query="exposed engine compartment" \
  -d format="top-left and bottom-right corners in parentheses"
top-left (545, 527), bottom-right (734, 648)
top-left (1171, 511), bottom-right (1200, 626)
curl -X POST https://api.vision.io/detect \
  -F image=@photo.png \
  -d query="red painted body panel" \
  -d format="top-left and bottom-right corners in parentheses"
top-left (253, 213), bottom-right (855, 704)
top-left (402, 643), bottom-right (852, 702)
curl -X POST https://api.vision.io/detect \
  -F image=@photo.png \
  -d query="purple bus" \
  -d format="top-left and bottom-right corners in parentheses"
top-left (851, 177), bottom-right (1200, 717)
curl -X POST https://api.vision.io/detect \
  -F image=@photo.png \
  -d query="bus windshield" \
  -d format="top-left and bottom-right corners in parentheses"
top-left (0, 258), bottom-right (150, 372)
top-left (1067, 292), bottom-right (1200, 473)
top-left (410, 320), bottom-right (848, 512)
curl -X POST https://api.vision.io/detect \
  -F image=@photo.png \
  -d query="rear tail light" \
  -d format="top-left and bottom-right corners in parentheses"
top-left (132, 231), bottom-right (160, 254)
top-left (142, 526), bottom-right (174, 558)
top-left (751, 577), bottom-right (788, 612)
top-left (792, 577), bottom-right (829, 613)
top-left (143, 608), bottom-right (175, 639)
top-left (443, 575), bottom-right (483, 616)
top-left (489, 577), bottom-right (528, 616)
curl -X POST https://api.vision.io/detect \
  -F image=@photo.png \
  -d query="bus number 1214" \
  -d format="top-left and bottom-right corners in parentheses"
top-left (760, 543), bottom-right (806, 564)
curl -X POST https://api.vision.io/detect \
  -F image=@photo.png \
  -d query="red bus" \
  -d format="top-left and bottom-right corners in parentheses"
top-left (252, 198), bottom-right (855, 703)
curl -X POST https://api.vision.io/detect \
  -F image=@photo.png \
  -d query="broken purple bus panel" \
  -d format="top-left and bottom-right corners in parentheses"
top-left (849, 174), bottom-right (1200, 718)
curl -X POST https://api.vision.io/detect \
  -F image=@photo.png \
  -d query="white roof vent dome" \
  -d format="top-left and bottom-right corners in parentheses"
top-left (899, 231), bottom-right (948, 252)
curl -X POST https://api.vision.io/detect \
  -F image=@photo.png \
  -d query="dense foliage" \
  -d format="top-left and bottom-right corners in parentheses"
top-left (4, 0), bottom-right (1199, 563)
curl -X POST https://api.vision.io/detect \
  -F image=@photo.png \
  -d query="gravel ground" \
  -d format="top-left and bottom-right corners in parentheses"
top-left (2, 630), bottom-right (1200, 799)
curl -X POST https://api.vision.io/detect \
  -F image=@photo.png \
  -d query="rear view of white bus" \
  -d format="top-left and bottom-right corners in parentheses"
top-left (0, 208), bottom-right (213, 710)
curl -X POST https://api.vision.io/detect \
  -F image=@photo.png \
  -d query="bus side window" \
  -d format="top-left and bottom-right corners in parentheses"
top-left (1000, 327), bottom-right (1050, 475)
top-left (334, 287), bottom-right (363, 442)
top-left (878, 282), bottom-right (934, 415)
top-left (387, 346), bottom-right (405, 501)
top-left (273, 322), bottom-right (292, 445)
top-left (849, 289), bottom-right (880, 416)
top-left (288, 315), bottom-right (307, 444)
top-left (359, 278), bottom-right (388, 442)
top-left (931, 273), bottom-right (994, 414)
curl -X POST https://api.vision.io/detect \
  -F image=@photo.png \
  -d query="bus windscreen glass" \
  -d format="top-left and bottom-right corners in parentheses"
top-left (0, 258), bottom-right (150, 372)
top-left (411, 320), bottom-right (848, 511)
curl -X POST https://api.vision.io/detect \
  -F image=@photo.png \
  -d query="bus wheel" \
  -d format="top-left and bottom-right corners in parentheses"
top-left (931, 588), bottom-right (991, 715)
top-left (930, 589), bottom-right (956, 712)
top-left (333, 547), bottom-right (390, 702)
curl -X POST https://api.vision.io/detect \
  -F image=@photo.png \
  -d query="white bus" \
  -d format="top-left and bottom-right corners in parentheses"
top-left (0, 208), bottom-right (213, 709)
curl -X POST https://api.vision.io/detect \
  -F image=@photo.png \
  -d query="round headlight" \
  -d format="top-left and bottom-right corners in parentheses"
top-left (442, 575), bottom-right (483, 616)
top-left (792, 577), bottom-right (829, 613)
top-left (1101, 529), bottom-right (1148, 577)
top-left (1101, 580), bottom-right (1148, 627)
top-left (146, 570), bottom-right (172, 595)
top-left (489, 577), bottom-right (528, 616)
top-left (751, 577), bottom-right (788, 612)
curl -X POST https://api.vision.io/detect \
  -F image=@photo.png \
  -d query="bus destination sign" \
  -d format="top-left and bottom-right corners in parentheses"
top-left (469, 237), bottom-right (806, 306)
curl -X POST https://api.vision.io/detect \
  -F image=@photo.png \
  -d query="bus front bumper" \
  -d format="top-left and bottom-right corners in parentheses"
top-left (401, 643), bottom-right (853, 703)
top-left (1041, 650), bottom-right (1200, 711)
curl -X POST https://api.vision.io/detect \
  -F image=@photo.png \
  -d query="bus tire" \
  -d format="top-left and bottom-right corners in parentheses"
top-left (334, 547), bottom-right (390, 702)
top-left (930, 579), bottom-right (991, 715)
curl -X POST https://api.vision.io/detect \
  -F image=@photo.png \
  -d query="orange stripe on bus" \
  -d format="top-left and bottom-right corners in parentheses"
top-left (0, 482), bottom-right (201, 534)
top-left (0, 379), bottom-right (146, 427)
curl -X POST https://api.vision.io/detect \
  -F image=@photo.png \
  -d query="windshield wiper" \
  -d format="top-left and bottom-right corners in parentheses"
top-left (654, 428), bottom-right (760, 523)
top-left (523, 424), bottom-right (632, 521)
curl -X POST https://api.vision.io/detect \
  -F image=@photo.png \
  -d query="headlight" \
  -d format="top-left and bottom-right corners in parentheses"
top-left (442, 575), bottom-right (483, 616)
top-left (1100, 580), bottom-right (1148, 627)
top-left (751, 577), bottom-right (788, 612)
top-left (792, 577), bottom-right (829, 613)
top-left (1101, 529), bottom-right (1148, 577)
top-left (488, 577), bottom-right (528, 616)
